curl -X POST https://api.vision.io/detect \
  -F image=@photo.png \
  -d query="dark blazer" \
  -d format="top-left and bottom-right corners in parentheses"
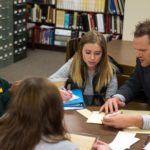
top-left (117, 59), bottom-right (150, 104)
top-left (0, 78), bottom-right (11, 116)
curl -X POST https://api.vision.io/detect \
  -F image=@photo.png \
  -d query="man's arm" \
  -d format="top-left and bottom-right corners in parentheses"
top-left (100, 60), bottom-right (142, 113)
top-left (102, 114), bottom-right (143, 129)
top-left (143, 115), bottom-right (150, 129)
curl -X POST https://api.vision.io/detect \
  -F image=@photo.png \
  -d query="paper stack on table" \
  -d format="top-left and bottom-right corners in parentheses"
top-left (109, 131), bottom-right (139, 150)
top-left (70, 133), bottom-right (96, 150)
top-left (76, 109), bottom-right (105, 124)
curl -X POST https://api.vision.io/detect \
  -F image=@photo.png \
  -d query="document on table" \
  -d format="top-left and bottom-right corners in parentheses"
top-left (77, 109), bottom-right (105, 124)
top-left (144, 142), bottom-right (150, 150)
top-left (86, 111), bottom-right (105, 124)
top-left (76, 109), bottom-right (92, 118)
top-left (109, 131), bottom-right (140, 150)
top-left (122, 110), bottom-right (150, 134)
top-left (70, 133), bottom-right (95, 150)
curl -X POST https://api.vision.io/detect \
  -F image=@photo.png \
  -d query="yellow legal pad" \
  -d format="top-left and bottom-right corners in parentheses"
top-left (70, 133), bottom-right (96, 150)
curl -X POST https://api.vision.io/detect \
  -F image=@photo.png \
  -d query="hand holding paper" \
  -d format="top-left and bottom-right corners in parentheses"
top-left (60, 88), bottom-right (72, 101)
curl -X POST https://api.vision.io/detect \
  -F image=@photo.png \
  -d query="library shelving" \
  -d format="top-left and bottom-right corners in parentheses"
top-left (0, 0), bottom-right (14, 67)
top-left (13, 0), bottom-right (27, 62)
top-left (26, 0), bottom-right (125, 50)
top-left (55, 0), bottom-right (125, 43)
top-left (26, 0), bottom-right (56, 49)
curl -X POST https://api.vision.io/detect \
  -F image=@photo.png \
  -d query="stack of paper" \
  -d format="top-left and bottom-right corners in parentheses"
top-left (64, 89), bottom-right (84, 109)
top-left (109, 131), bottom-right (139, 150)
top-left (77, 109), bottom-right (105, 124)
top-left (70, 133), bottom-right (96, 150)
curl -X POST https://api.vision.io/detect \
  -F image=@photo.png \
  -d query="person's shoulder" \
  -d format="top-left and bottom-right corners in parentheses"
top-left (68, 57), bottom-right (74, 63)
top-left (34, 140), bottom-right (79, 150)
top-left (59, 140), bottom-right (79, 150)
top-left (0, 78), bottom-right (11, 86)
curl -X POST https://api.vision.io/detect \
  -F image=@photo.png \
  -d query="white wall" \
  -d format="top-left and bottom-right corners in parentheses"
top-left (123, 0), bottom-right (150, 41)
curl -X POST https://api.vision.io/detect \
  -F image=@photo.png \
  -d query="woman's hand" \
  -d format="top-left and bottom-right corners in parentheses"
top-left (60, 89), bottom-right (72, 101)
top-left (92, 140), bottom-right (111, 150)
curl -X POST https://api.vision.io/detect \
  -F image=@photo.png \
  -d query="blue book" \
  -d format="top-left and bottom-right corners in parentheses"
top-left (109, 0), bottom-right (117, 14)
top-left (63, 89), bottom-right (84, 107)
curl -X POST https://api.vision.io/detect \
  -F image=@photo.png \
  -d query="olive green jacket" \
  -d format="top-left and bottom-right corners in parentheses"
top-left (0, 78), bottom-right (11, 116)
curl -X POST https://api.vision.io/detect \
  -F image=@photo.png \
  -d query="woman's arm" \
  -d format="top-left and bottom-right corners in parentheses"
top-left (48, 58), bottom-right (73, 81)
top-left (105, 74), bottom-right (118, 99)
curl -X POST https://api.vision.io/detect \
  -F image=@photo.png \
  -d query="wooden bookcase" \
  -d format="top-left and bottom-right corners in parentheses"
top-left (26, 0), bottom-right (125, 50)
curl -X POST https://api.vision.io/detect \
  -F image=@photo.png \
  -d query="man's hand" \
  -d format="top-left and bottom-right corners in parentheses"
top-left (100, 97), bottom-right (125, 113)
top-left (102, 114), bottom-right (143, 129)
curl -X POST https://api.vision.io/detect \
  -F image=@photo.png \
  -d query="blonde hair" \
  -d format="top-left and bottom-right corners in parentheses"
top-left (70, 31), bottom-right (115, 92)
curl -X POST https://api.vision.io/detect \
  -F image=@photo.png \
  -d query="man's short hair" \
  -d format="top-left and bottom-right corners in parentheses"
top-left (134, 20), bottom-right (150, 42)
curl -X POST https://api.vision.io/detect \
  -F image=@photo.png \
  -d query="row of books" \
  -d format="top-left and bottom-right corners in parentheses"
top-left (57, 0), bottom-right (106, 12)
top-left (54, 28), bottom-right (81, 46)
top-left (56, 10), bottom-right (123, 34)
top-left (27, 0), bottom-right (55, 5)
top-left (56, 0), bottom-right (125, 15)
top-left (34, 25), bottom-right (55, 45)
top-left (26, 4), bottom-right (56, 23)
top-left (107, 0), bottom-right (125, 15)
top-left (31, 25), bottom-right (121, 47)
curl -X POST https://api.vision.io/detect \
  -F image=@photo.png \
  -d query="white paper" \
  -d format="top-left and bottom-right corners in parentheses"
top-left (76, 109), bottom-right (92, 118)
top-left (69, 94), bottom-right (80, 101)
top-left (109, 131), bottom-right (139, 150)
top-left (144, 142), bottom-right (150, 150)
top-left (87, 111), bottom-right (105, 124)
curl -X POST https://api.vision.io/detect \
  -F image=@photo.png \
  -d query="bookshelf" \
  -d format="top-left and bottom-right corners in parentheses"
top-left (26, 0), bottom-right (125, 50)
top-left (55, 0), bottom-right (125, 43)
top-left (26, 0), bottom-right (56, 48)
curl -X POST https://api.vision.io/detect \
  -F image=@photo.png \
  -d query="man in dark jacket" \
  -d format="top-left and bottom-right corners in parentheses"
top-left (0, 78), bottom-right (12, 116)
top-left (100, 20), bottom-right (150, 130)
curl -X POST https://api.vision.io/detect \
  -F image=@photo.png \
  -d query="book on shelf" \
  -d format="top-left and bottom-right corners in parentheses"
top-left (55, 35), bottom-right (71, 42)
top-left (54, 40), bottom-right (67, 46)
top-left (55, 28), bottom-right (71, 36)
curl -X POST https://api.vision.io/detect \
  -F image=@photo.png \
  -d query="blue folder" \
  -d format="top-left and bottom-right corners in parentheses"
top-left (63, 89), bottom-right (84, 107)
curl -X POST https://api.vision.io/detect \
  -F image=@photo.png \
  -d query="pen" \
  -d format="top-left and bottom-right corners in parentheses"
top-left (61, 87), bottom-right (72, 93)
top-left (143, 135), bottom-right (150, 147)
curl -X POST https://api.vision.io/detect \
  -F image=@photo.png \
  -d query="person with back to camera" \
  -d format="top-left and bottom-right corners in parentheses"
top-left (49, 30), bottom-right (118, 106)
top-left (0, 77), bottom-right (79, 150)
top-left (100, 20), bottom-right (150, 130)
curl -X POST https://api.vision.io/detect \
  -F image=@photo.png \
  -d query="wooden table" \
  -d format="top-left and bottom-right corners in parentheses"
top-left (64, 102), bottom-right (150, 150)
